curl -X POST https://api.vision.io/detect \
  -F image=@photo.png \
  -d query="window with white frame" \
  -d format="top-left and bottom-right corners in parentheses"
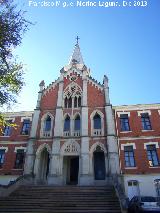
top-left (141, 113), bottom-right (152, 130)
top-left (91, 111), bottom-right (104, 136)
top-left (21, 119), bottom-right (30, 135)
top-left (0, 149), bottom-right (5, 168)
top-left (3, 120), bottom-right (12, 136)
top-left (120, 114), bottom-right (130, 132)
top-left (74, 115), bottom-right (80, 136)
top-left (124, 146), bottom-right (136, 167)
top-left (14, 149), bottom-right (25, 169)
top-left (93, 113), bottom-right (101, 129)
top-left (41, 114), bottom-right (53, 138)
top-left (64, 115), bottom-right (70, 136)
top-left (146, 145), bottom-right (159, 167)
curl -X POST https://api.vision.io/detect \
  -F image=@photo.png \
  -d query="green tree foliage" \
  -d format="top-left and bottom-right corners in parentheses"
top-left (0, 0), bottom-right (31, 131)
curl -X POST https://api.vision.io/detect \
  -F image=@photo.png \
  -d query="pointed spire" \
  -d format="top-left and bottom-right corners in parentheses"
top-left (69, 36), bottom-right (84, 65)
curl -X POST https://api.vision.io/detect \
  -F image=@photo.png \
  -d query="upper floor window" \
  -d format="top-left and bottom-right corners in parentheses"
top-left (44, 115), bottom-right (51, 132)
top-left (64, 115), bottom-right (70, 132)
top-left (93, 113), bottom-right (101, 129)
top-left (124, 146), bottom-right (136, 167)
top-left (147, 145), bottom-right (159, 167)
top-left (3, 120), bottom-right (12, 136)
top-left (141, 113), bottom-right (152, 130)
top-left (120, 114), bottom-right (130, 132)
top-left (74, 96), bottom-right (81, 108)
top-left (21, 119), bottom-right (30, 135)
top-left (74, 115), bottom-right (80, 131)
top-left (0, 149), bottom-right (5, 168)
top-left (14, 149), bottom-right (25, 169)
top-left (40, 113), bottom-right (53, 138)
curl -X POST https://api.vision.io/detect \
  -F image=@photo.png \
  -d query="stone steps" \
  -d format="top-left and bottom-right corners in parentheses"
top-left (0, 185), bottom-right (122, 213)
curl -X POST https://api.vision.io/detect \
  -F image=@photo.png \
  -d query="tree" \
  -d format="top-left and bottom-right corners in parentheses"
top-left (0, 0), bottom-right (31, 131)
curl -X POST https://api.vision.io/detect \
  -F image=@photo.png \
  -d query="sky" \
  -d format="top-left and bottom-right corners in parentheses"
top-left (10, 0), bottom-right (160, 111)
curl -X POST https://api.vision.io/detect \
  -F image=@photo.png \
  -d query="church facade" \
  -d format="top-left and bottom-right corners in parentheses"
top-left (0, 42), bottom-right (160, 200)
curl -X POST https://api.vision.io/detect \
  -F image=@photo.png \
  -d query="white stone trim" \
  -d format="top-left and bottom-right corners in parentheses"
top-left (0, 146), bottom-right (8, 152)
top-left (87, 77), bottom-right (103, 91)
top-left (0, 141), bottom-right (27, 145)
top-left (114, 104), bottom-right (160, 111)
top-left (4, 117), bottom-right (15, 122)
top-left (158, 110), bottom-right (160, 115)
top-left (90, 110), bottom-right (104, 136)
top-left (119, 136), bottom-right (160, 140)
top-left (2, 111), bottom-right (33, 118)
top-left (124, 167), bottom-right (137, 169)
top-left (117, 112), bottom-right (130, 117)
top-left (43, 78), bottom-right (60, 96)
top-left (89, 142), bottom-right (107, 154)
top-left (137, 110), bottom-right (151, 116)
top-left (36, 143), bottom-right (52, 157)
top-left (144, 142), bottom-right (159, 149)
top-left (121, 143), bottom-right (136, 150)
top-left (20, 117), bottom-right (32, 122)
top-left (40, 112), bottom-right (54, 138)
top-left (60, 140), bottom-right (80, 156)
top-left (14, 146), bottom-right (26, 153)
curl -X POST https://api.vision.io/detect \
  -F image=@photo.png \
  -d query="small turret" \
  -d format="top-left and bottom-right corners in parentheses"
top-left (39, 80), bottom-right (45, 91)
top-left (103, 75), bottom-right (109, 88)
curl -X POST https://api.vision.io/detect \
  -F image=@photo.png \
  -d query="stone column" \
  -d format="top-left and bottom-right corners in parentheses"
top-left (48, 75), bottom-right (64, 185)
top-left (24, 81), bottom-right (45, 175)
top-left (103, 75), bottom-right (120, 175)
top-left (79, 70), bottom-right (92, 185)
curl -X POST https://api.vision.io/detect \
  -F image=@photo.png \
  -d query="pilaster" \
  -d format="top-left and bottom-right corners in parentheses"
top-left (104, 75), bottom-right (120, 175)
top-left (80, 72), bottom-right (92, 185)
top-left (54, 76), bottom-right (64, 137)
top-left (48, 75), bottom-right (64, 185)
top-left (24, 82), bottom-right (44, 175)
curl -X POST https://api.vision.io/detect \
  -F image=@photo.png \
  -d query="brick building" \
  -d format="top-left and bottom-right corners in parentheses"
top-left (0, 41), bottom-right (160, 200)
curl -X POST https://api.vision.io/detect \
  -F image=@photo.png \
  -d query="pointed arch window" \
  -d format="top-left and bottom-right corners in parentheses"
top-left (64, 97), bottom-right (68, 108)
top-left (41, 114), bottom-right (53, 138)
top-left (78, 97), bottom-right (81, 107)
top-left (93, 113), bottom-right (101, 129)
top-left (68, 97), bottom-right (72, 108)
top-left (74, 115), bottom-right (80, 131)
top-left (44, 115), bottom-right (51, 132)
top-left (74, 97), bottom-right (78, 108)
top-left (64, 115), bottom-right (70, 132)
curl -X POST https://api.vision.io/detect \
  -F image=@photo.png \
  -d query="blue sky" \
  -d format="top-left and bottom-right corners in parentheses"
top-left (12, 0), bottom-right (160, 111)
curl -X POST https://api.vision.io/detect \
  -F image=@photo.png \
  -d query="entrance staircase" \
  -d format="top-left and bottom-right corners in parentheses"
top-left (0, 185), bottom-right (122, 213)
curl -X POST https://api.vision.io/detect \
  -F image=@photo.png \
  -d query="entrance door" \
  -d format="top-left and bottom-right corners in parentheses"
top-left (128, 180), bottom-right (140, 200)
top-left (39, 148), bottom-right (50, 182)
top-left (70, 157), bottom-right (79, 184)
top-left (65, 156), bottom-right (79, 185)
top-left (94, 151), bottom-right (105, 180)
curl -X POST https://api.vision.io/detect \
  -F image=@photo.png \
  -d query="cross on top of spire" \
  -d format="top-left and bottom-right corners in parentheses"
top-left (76, 36), bottom-right (80, 45)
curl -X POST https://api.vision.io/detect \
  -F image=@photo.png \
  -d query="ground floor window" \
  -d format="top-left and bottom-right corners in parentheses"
top-left (0, 149), bottom-right (5, 168)
top-left (154, 179), bottom-right (160, 197)
top-left (14, 149), bottom-right (25, 169)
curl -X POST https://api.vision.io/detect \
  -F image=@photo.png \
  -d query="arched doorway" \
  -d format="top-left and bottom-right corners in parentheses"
top-left (61, 140), bottom-right (80, 185)
top-left (39, 148), bottom-right (50, 182)
top-left (93, 146), bottom-right (106, 180)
